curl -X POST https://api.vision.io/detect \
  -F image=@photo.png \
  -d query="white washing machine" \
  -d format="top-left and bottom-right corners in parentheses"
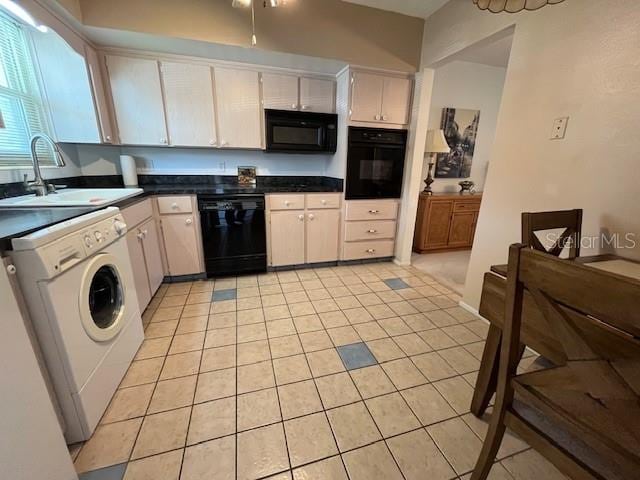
top-left (10, 207), bottom-right (144, 443)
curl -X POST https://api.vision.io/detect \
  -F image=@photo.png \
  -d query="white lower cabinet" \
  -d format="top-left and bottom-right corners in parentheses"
top-left (121, 200), bottom-right (164, 312)
top-left (269, 210), bottom-right (306, 267)
top-left (267, 194), bottom-right (341, 267)
top-left (306, 210), bottom-right (340, 264)
top-left (342, 199), bottom-right (399, 260)
top-left (157, 196), bottom-right (204, 277)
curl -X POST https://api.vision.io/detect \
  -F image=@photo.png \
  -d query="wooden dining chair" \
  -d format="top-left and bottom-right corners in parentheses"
top-left (521, 209), bottom-right (583, 258)
top-left (479, 209), bottom-right (584, 416)
top-left (471, 245), bottom-right (640, 480)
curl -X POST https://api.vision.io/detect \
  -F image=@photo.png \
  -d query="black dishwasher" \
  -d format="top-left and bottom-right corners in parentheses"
top-left (198, 195), bottom-right (267, 277)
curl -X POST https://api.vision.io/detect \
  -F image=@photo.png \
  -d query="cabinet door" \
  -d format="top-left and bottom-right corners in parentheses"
top-left (424, 200), bottom-right (454, 249)
top-left (350, 72), bottom-right (383, 122)
top-left (84, 45), bottom-right (115, 143)
top-left (381, 76), bottom-right (411, 125)
top-left (448, 211), bottom-right (477, 248)
top-left (161, 62), bottom-right (217, 147)
top-left (269, 211), bottom-right (305, 266)
top-left (306, 210), bottom-right (340, 263)
top-left (140, 219), bottom-right (165, 296)
top-left (215, 67), bottom-right (262, 148)
top-left (126, 229), bottom-right (151, 312)
top-left (160, 214), bottom-right (202, 276)
top-left (262, 73), bottom-right (299, 111)
top-left (300, 77), bottom-right (335, 113)
top-left (106, 55), bottom-right (167, 145)
top-left (30, 29), bottom-right (101, 143)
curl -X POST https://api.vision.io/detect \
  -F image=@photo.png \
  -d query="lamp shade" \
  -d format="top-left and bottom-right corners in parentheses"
top-left (425, 129), bottom-right (450, 154)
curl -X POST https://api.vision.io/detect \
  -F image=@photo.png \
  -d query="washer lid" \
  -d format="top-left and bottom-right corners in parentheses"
top-left (79, 253), bottom-right (128, 342)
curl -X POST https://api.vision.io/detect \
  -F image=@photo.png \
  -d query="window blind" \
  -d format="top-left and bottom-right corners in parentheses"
top-left (0, 11), bottom-right (53, 167)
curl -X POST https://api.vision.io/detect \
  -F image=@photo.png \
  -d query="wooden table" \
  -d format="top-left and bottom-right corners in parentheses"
top-left (471, 254), bottom-right (640, 417)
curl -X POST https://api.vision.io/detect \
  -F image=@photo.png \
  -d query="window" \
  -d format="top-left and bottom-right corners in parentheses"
top-left (0, 11), bottom-right (52, 167)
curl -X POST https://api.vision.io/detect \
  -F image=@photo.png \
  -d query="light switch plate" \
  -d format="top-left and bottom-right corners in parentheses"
top-left (551, 117), bottom-right (569, 139)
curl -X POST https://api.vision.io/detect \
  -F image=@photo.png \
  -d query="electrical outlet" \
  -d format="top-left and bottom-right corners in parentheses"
top-left (218, 161), bottom-right (226, 171)
top-left (551, 117), bottom-right (569, 140)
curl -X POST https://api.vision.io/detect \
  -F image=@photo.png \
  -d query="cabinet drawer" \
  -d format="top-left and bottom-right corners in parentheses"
top-left (345, 201), bottom-right (398, 221)
top-left (268, 194), bottom-right (305, 211)
top-left (306, 193), bottom-right (341, 209)
top-left (343, 239), bottom-right (395, 260)
top-left (157, 196), bottom-right (193, 214)
top-left (454, 200), bottom-right (481, 213)
top-left (344, 220), bottom-right (396, 242)
top-left (121, 198), bottom-right (153, 229)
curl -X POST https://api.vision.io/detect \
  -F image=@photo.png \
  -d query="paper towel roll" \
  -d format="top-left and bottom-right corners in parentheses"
top-left (120, 155), bottom-right (138, 187)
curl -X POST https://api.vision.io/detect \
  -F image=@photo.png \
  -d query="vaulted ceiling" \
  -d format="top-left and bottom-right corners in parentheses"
top-left (341, 0), bottom-right (450, 18)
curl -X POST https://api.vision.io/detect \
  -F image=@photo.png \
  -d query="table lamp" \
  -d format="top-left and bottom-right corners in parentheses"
top-left (424, 129), bottom-right (450, 195)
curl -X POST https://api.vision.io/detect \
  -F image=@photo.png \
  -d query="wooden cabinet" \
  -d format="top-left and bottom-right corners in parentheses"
top-left (106, 55), bottom-right (167, 145)
top-left (156, 196), bottom-right (204, 277)
top-left (413, 193), bottom-right (482, 253)
top-left (215, 67), bottom-right (262, 149)
top-left (266, 193), bottom-right (341, 267)
top-left (121, 199), bottom-right (164, 312)
top-left (342, 199), bottom-right (399, 260)
top-left (269, 210), bottom-right (306, 266)
top-left (299, 77), bottom-right (335, 113)
top-left (262, 73), bottom-right (335, 113)
top-left (161, 62), bottom-right (217, 147)
top-left (350, 70), bottom-right (412, 126)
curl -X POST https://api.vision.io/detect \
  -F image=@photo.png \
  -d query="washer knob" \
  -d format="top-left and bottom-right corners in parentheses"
top-left (112, 220), bottom-right (127, 235)
top-left (94, 231), bottom-right (103, 242)
top-left (84, 235), bottom-right (93, 247)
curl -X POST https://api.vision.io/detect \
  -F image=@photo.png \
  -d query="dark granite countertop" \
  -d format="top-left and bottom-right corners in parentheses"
top-left (0, 175), bottom-right (344, 250)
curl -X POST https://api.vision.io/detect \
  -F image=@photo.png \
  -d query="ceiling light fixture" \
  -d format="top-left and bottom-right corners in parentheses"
top-left (0, 0), bottom-right (48, 31)
top-left (473, 0), bottom-right (565, 13)
top-left (231, 0), bottom-right (286, 46)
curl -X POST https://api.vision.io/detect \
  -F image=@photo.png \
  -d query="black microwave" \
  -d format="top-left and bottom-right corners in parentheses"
top-left (265, 109), bottom-right (337, 154)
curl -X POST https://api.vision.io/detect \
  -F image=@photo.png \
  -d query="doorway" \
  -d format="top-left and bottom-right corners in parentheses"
top-left (411, 28), bottom-right (515, 294)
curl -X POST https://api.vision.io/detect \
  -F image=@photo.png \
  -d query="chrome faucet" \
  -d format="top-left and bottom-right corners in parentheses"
top-left (24, 133), bottom-right (66, 196)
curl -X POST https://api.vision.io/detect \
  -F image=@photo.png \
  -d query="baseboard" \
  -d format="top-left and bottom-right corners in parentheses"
top-left (393, 257), bottom-right (411, 267)
top-left (458, 300), bottom-right (490, 325)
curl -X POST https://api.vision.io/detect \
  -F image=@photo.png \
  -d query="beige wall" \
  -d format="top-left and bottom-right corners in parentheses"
top-left (421, 0), bottom-right (640, 309)
top-left (75, 0), bottom-right (424, 71)
top-left (424, 60), bottom-right (506, 193)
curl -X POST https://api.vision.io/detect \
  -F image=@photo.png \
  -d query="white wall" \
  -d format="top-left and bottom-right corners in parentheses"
top-left (420, 0), bottom-right (640, 309)
top-left (75, 144), bottom-right (334, 177)
top-left (423, 61), bottom-right (506, 193)
top-left (0, 266), bottom-right (77, 480)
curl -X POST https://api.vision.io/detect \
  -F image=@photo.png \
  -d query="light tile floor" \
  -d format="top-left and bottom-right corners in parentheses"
top-left (71, 262), bottom-right (567, 480)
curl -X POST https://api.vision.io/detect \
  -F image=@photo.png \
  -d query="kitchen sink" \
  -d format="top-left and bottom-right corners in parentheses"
top-left (0, 188), bottom-right (143, 208)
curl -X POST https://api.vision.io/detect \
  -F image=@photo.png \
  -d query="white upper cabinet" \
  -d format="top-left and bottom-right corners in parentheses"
top-left (262, 73), bottom-right (299, 111)
top-left (350, 72), bottom-right (384, 122)
top-left (30, 29), bottom-right (101, 143)
top-left (299, 77), bottom-right (335, 113)
top-left (350, 71), bottom-right (412, 126)
top-left (106, 55), bottom-right (168, 145)
top-left (381, 76), bottom-right (412, 125)
top-left (161, 62), bottom-right (217, 147)
top-left (215, 67), bottom-right (262, 149)
top-left (84, 45), bottom-right (115, 143)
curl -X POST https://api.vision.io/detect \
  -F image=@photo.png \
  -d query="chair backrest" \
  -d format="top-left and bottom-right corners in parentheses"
top-left (521, 209), bottom-right (583, 258)
top-left (505, 245), bottom-right (640, 465)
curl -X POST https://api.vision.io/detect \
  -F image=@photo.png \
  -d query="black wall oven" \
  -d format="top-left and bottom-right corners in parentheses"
top-left (265, 109), bottom-right (337, 153)
top-left (345, 127), bottom-right (407, 200)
